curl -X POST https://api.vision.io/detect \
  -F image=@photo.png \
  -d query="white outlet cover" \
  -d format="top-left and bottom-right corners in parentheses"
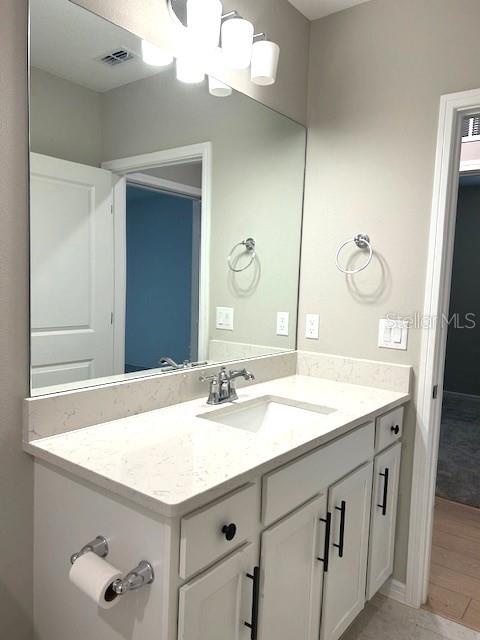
top-left (305, 314), bottom-right (320, 340)
top-left (216, 307), bottom-right (234, 331)
top-left (276, 312), bottom-right (289, 336)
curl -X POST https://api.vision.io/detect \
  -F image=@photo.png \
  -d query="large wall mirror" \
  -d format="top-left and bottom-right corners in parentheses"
top-left (29, 0), bottom-right (306, 395)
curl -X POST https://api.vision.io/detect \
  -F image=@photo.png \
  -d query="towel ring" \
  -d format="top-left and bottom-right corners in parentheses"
top-left (336, 233), bottom-right (372, 274)
top-left (228, 237), bottom-right (256, 273)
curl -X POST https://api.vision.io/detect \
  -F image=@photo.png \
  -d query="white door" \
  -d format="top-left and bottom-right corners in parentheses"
top-left (178, 543), bottom-right (258, 640)
top-left (321, 462), bottom-right (373, 640)
top-left (258, 495), bottom-right (327, 640)
top-left (367, 442), bottom-right (402, 600)
top-left (30, 153), bottom-right (115, 389)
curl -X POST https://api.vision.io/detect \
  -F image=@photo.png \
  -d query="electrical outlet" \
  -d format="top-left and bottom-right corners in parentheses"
top-left (216, 307), bottom-right (234, 331)
top-left (276, 312), bottom-right (289, 336)
top-left (305, 314), bottom-right (319, 340)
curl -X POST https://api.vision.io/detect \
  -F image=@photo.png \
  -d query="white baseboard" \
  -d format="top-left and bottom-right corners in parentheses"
top-left (380, 578), bottom-right (407, 605)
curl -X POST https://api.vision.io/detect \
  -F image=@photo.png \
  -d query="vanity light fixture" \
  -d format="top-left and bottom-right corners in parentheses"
top-left (251, 33), bottom-right (280, 86)
top-left (141, 40), bottom-right (173, 67)
top-left (187, 0), bottom-right (222, 50)
top-left (221, 12), bottom-right (254, 70)
top-left (176, 55), bottom-right (205, 83)
top-left (208, 76), bottom-right (232, 97)
top-left (168, 0), bottom-right (280, 87)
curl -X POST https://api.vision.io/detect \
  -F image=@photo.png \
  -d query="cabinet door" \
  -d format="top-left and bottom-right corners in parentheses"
top-left (320, 462), bottom-right (373, 640)
top-left (367, 442), bottom-right (402, 600)
top-left (178, 543), bottom-right (257, 640)
top-left (258, 495), bottom-right (328, 640)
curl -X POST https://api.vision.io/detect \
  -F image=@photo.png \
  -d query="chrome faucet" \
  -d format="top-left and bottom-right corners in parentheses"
top-left (159, 357), bottom-right (208, 371)
top-left (159, 356), bottom-right (181, 369)
top-left (200, 366), bottom-right (255, 405)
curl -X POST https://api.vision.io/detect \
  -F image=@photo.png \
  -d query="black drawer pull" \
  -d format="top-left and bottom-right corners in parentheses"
top-left (391, 424), bottom-right (400, 435)
top-left (377, 468), bottom-right (390, 516)
top-left (245, 566), bottom-right (260, 640)
top-left (333, 501), bottom-right (346, 558)
top-left (221, 523), bottom-right (237, 541)
top-left (317, 511), bottom-right (332, 572)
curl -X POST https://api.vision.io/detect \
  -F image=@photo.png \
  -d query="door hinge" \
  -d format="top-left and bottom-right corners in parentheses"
top-left (432, 385), bottom-right (438, 399)
top-left (110, 311), bottom-right (114, 325)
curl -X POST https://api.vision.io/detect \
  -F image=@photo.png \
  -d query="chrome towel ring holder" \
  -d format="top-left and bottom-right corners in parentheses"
top-left (228, 237), bottom-right (256, 272)
top-left (336, 233), bottom-right (372, 274)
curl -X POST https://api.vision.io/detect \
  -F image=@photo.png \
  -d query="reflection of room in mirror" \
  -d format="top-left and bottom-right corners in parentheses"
top-left (28, 0), bottom-right (306, 395)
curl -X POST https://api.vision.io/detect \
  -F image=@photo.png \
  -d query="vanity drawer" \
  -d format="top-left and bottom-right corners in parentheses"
top-left (262, 422), bottom-right (375, 526)
top-left (375, 406), bottom-right (404, 452)
top-left (179, 483), bottom-right (258, 579)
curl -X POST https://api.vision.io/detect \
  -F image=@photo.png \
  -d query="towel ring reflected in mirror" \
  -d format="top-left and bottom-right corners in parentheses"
top-left (228, 237), bottom-right (257, 272)
top-left (336, 233), bottom-right (373, 275)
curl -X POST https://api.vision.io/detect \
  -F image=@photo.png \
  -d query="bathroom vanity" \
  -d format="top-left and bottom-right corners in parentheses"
top-left (25, 3), bottom-right (411, 639)
top-left (27, 373), bottom-right (408, 640)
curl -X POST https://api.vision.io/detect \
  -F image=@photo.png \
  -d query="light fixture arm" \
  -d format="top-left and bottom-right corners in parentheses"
top-left (221, 10), bottom-right (240, 20)
top-left (253, 32), bottom-right (267, 41)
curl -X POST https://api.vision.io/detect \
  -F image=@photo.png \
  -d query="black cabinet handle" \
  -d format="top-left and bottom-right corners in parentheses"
top-left (245, 566), bottom-right (260, 640)
top-left (317, 512), bottom-right (332, 572)
top-left (377, 468), bottom-right (390, 516)
top-left (391, 424), bottom-right (400, 435)
top-left (221, 523), bottom-right (237, 541)
top-left (333, 501), bottom-right (346, 558)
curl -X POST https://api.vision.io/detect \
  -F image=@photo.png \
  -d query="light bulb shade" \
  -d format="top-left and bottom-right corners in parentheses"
top-left (221, 18), bottom-right (254, 70)
top-left (176, 56), bottom-right (205, 83)
top-left (187, 0), bottom-right (222, 50)
top-left (208, 76), bottom-right (232, 97)
top-left (141, 40), bottom-right (173, 67)
top-left (250, 40), bottom-right (280, 86)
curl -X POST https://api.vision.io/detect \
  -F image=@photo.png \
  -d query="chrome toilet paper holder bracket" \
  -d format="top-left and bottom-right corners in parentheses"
top-left (70, 535), bottom-right (109, 565)
top-left (111, 560), bottom-right (155, 595)
top-left (70, 536), bottom-right (154, 594)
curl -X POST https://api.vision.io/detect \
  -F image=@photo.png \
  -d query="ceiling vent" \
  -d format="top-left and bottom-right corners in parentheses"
top-left (98, 48), bottom-right (136, 67)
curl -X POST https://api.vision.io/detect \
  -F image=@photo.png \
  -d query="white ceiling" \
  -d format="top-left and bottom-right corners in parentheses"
top-left (288, 0), bottom-right (371, 20)
top-left (30, 0), bottom-right (164, 92)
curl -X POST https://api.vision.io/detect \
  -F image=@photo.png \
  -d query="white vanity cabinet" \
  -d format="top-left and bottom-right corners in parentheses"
top-left (258, 495), bottom-right (327, 640)
top-left (32, 404), bottom-right (406, 640)
top-left (320, 462), bottom-right (373, 640)
top-left (178, 543), bottom-right (258, 640)
top-left (367, 441), bottom-right (402, 600)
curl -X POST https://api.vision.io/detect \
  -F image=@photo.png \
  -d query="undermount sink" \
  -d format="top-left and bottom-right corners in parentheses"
top-left (198, 395), bottom-right (337, 434)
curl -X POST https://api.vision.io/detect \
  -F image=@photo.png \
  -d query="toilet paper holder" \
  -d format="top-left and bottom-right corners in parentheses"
top-left (70, 535), bottom-right (155, 595)
top-left (70, 535), bottom-right (109, 565)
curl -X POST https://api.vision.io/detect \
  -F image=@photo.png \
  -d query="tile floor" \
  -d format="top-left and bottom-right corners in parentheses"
top-left (425, 497), bottom-right (480, 632)
top-left (342, 593), bottom-right (479, 640)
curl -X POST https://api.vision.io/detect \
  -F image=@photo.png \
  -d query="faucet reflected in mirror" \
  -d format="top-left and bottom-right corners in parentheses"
top-left (28, 0), bottom-right (306, 396)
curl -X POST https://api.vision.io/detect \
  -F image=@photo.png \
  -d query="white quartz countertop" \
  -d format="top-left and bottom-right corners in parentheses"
top-left (25, 375), bottom-right (409, 517)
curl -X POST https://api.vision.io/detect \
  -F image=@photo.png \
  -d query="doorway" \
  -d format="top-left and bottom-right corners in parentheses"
top-left (102, 142), bottom-right (212, 371)
top-left (124, 183), bottom-right (201, 373)
top-left (424, 159), bottom-right (480, 630)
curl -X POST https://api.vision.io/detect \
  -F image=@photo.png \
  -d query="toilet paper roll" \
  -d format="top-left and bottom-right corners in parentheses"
top-left (69, 551), bottom-right (122, 609)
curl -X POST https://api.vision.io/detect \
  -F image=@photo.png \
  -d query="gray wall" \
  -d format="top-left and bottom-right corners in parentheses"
top-left (300, 0), bottom-right (480, 582)
top-left (71, 0), bottom-right (310, 125)
top-left (444, 182), bottom-right (480, 396)
top-left (0, 0), bottom-right (33, 637)
top-left (30, 67), bottom-right (103, 166)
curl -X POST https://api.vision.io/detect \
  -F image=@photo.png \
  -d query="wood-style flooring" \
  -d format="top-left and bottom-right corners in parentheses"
top-left (424, 497), bottom-right (480, 632)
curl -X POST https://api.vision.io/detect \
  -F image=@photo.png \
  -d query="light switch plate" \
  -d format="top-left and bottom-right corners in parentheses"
top-left (276, 312), bottom-right (289, 336)
top-left (216, 307), bottom-right (234, 331)
top-left (378, 318), bottom-right (408, 350)
top-left (305, 314), bottom-right (320, 340)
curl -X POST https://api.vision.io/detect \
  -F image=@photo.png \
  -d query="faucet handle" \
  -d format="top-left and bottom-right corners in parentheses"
top-left (199, 373), bottom-right (218, 383)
